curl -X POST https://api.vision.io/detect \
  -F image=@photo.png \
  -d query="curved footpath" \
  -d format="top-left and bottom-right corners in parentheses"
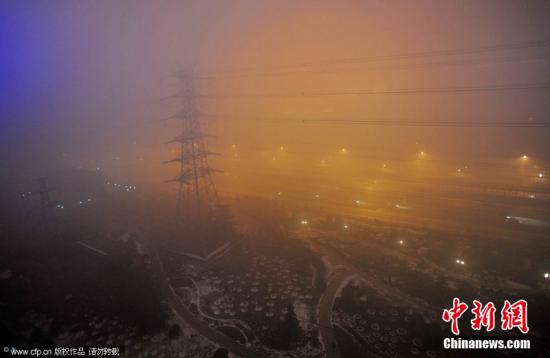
top-left (317, 269), bottom-right (352, 358)
top-left (144, 236), bottom-right (270, 358)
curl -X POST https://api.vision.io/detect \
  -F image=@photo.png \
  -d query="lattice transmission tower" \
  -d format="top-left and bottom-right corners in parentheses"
top-left (34, 177), bottom-right (57, 235)
top-left (164, 67), bottom-right (220, 224)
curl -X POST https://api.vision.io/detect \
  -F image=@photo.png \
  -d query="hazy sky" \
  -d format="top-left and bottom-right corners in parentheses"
top-left (1, 0), bottom-right (549, 184)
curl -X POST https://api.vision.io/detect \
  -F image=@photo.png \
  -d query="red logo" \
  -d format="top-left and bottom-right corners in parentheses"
top-left (501, 299), bottom-right (529, 334)
top-left (442, 298), bottom-right (469, 335)
top-left (471, 300), bottom-right (496, 332)
top-left (442, 298), bottom-right (529, 335)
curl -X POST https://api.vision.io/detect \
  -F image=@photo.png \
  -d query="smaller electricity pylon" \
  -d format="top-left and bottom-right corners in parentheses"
top-left (34, 177), bottom-right (58, 236)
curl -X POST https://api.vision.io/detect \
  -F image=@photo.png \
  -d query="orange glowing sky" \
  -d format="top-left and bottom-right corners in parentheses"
top-left (2, 1), bottom-right (549, 202)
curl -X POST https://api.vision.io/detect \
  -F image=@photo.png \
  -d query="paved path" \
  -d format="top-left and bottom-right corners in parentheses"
top-left (88, 200), bottom-right (267, 357)
top-left (300, 229), bottom-right (437, 314)
top-left (148, 241), bottom-right (270, 358)
top-left (317, 269), bottom-right (352, 358)
top-left (297, 229), bottom-right (440, 358)
top-left (320, 237), bottom-right (437, 316)
top-left (118, 202), bottom-right (270, 358)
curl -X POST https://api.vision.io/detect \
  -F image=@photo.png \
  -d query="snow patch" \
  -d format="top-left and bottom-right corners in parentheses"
top-left (293, 301), bottom-right (310, 330)
top-left (321, 256), bottom-right (343, 279)
top-left (309, 264), bottom-right (317, 288)
top-left (177, 240), bottom-right (233, 262)
top-left (334, 274), bottom-right (359, 301)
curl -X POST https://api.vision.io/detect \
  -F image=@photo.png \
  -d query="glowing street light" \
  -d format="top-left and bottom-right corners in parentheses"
top-left (539, 173), bottom-right (544, 178)
top-left (456, 259), bottom-right (465, 265)
top-left (343, 224), bottom-right (349, 230)
top-left (300, 219), bottom-right (309, 226)
top-left (521, 154), bottom-right (528, 160)
top-left (340, 148), bottom-right (347, 154)
top-left (279, 146), bottom-right (285, 151)
top-left (314, 194), bottom-right (320, 198)
top-left (398, 240), bottom-right (404, 245)
top-left (544, 272), bottom-right (549, 279)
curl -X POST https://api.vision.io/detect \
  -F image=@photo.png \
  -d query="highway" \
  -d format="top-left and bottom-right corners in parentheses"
top-left (317, 269), bottom-right (352, 358)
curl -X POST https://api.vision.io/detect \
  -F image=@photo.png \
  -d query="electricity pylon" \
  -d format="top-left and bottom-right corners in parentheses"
top-left (34, 177), bottom-right (57, 234)
top-left (164, 67), bottom-right (220, 224)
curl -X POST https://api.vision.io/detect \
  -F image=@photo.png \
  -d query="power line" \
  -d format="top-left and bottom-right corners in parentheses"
top-left (198, 53), bottom-right (550, 80)
top-left (199, 38), bottom-right (550, 75)
top-left (210, 114), bottom-right (550, 127)
top-left (300, 119), bottom-right (550, 128)
top-left (196, 82), bottom-right (550, 99)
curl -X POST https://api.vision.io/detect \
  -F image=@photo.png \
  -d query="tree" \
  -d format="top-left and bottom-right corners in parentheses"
top-left (212, 348), bottom-right (229, 358)
top-left (272, 303), bottom-right (303, 349)
top-left (168, 324), bottom-right (181, 341)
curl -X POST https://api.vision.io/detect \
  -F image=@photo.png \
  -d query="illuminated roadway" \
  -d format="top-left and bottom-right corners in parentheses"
top-left (317, 269), bottom-right (350, 358)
